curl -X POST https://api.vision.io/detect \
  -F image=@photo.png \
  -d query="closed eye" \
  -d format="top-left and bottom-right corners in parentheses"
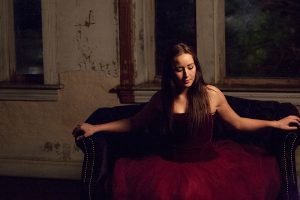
top-left (174, 63), bottom-right (195, 72)
top-left (187, 63), bottom-right (195, 70)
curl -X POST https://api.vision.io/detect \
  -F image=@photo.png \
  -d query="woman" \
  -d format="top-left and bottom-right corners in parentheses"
top-left (77, 43), bottom-right (300, 199)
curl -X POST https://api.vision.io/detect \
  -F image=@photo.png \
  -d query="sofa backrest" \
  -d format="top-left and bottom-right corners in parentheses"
top-left (86, 95), bottom-right (299, 133)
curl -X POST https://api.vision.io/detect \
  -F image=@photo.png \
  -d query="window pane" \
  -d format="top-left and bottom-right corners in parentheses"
top-left (14, 0), bottom-right (43, 76)
top-left (155, 0), bottom-right (196, 75)
top-left (225, 0), bottom-right (300, 78)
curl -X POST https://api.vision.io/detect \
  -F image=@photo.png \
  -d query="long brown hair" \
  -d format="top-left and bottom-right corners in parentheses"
top-left (161, 43), bottom-right (210, 135)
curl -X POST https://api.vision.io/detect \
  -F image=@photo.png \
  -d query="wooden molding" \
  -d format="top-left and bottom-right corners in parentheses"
top-left (42, 0), bottom-right (58, 85)
top-left (0, 0), bottom-right (16, 82)
top-left (0, 84), bottom-right (61, 101)
top-left (0, 158), bottom-right (81, 180)
top-left (118, 0), bottom-right (135, 87)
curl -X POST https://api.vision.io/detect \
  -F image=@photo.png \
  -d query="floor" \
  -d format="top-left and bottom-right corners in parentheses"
top-left (0, 176), bottom-right (81, 200)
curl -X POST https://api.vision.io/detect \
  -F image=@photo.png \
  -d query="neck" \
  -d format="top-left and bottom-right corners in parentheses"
top-left (175, 87), bottom-right (189, 97)
top-left (173, 93), bottom-right (188, 113)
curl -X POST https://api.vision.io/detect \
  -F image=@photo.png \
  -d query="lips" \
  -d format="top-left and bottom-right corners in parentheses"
top-left (184, 80), bottom-right (191, 84)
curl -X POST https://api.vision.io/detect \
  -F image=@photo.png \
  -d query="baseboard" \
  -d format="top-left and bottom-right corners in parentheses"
top-left (0, 158), bottom-right (82, 180)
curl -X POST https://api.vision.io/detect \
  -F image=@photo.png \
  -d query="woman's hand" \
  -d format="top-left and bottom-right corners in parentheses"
top-left (276, 115), bottom-right (300, 130)
top-left (73, 123), bottom-right (97, 140)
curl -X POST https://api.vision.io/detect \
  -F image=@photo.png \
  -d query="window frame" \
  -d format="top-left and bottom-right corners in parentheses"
top-left (117, 0), bottom-right (156, 103)
top-left (0, 0), bottom-right (59, 101)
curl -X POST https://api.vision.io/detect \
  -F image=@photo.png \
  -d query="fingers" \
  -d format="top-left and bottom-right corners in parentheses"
top-left (72, 127), bottom-right (81, 137)
top-left (295, 116), bottom-right (300, 124)
top-left (290, 116), bottom-right (300, 125)
top-left (285, 116), bottom-right (300, 130)
top-left (73, 123), bottom-right (94, 140)
top-left (72, 123), bottom-right (85, 139)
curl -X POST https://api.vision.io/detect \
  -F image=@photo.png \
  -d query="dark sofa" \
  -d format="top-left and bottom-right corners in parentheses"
top-left (74, 95), bottom-right (300, 200)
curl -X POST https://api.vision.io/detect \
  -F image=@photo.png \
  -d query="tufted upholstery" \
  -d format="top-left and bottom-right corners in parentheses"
top-left (74, 95), bottom-right (300, 200)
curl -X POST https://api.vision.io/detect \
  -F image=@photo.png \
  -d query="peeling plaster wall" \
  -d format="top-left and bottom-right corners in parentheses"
top-left (0, 0), bottom-right (120, 179)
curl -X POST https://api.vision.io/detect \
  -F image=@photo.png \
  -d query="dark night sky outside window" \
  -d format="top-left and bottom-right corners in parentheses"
top-left (225, 0), bottom-right (300, 78)
top-left (155, 0), bottom-right (196, 75)
top-left (13, 0), bottom-right (43, 82)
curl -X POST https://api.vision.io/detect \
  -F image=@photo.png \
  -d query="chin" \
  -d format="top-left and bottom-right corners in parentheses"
top-left (184, 82), bottom-right (193, 87)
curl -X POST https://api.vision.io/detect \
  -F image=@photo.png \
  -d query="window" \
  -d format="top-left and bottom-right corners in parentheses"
top-left (13, 0), bottom-right (43, 84)
top-left (118, 0), bottom-right (300, 104)
top-left (225, 0), bottom-right (300, 79)
top-left (209, 0), bottom-right (300, 86)
top-left (0, 0), bottom-right (58, 100)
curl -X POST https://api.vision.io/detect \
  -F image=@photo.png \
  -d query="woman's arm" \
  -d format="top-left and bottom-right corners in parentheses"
top-left (76, 91), bottom-right (162, 140)
top-left (209, 86), bottom-right (300, 132)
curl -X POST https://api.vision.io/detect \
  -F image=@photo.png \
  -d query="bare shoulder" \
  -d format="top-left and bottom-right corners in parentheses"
top-left (205, 85), bottom-right (226, 109)
top-left (206, 85), bottom-right (223, 97)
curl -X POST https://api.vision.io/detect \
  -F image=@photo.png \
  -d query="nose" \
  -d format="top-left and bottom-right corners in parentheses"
top-left (183, 68), bottom-right (188, 78)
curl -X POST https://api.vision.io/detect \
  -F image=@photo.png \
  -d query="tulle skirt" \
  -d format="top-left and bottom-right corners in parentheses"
top-left (112, 140), bottom-right (280, 200)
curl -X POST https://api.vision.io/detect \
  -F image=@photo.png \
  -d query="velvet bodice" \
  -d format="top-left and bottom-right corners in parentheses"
top-left (164, 113), bottom-right (218, 162)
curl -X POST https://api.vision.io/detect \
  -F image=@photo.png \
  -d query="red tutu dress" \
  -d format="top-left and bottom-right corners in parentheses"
top-left (112, 113), bottom-right (280, 200)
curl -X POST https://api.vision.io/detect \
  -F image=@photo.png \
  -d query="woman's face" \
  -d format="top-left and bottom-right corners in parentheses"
top-left (173, 53), bottom-right (196, 89)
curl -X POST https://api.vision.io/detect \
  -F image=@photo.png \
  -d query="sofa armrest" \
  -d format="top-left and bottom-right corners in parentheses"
top-left (278, 130), bottom-right (300, 200)
top-left (74, 104), bottom-right (147, 200)
top-left (75, 135), bottom-right (108, 200)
